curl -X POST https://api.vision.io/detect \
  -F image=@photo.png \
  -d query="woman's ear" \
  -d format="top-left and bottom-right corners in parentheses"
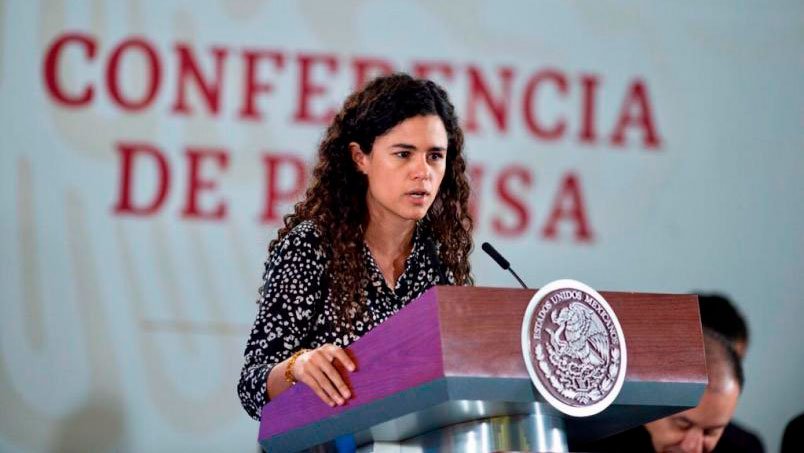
top-left (350, 142), bottom-right (368, 175)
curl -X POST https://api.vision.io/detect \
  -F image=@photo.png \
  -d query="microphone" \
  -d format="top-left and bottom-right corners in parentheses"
top-left (481, 242), bottom-right (529, 289)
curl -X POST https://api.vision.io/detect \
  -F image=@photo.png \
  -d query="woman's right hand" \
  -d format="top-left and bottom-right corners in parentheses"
top-left (290, 344), bottom-right (356, 407)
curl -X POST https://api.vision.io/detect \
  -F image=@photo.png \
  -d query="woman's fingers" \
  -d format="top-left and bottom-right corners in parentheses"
top-left (293, 354), bottom-right (335, 406)
top-left (309, 363), bottom-right (345, 405)
top-left (296, 345), bottom-right (355, 406)
top-left (328, 346), bottom-right (356, 372)
top-left (315, 356), bottom-right (351, 400)
top-left (300, 375), bottom-right (335, 407)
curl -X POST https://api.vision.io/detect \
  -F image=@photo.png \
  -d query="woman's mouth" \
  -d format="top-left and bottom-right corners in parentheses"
top-left (407, 191), bottom-right (428, 198)
top-left (406, 190), bottom-right (430, 204)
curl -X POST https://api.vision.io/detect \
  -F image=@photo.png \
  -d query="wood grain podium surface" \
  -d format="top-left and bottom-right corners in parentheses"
top-left (259, 286), bottom-right (707, 451)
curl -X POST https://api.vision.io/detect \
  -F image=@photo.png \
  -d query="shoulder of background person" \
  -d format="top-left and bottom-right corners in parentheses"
top-left (713, 421), bottom-right (764, 453)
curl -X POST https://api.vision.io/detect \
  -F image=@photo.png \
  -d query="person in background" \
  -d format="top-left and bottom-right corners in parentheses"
top-left (237, 74), bottom-right (473, 421)
top-left (698, 293), bottom-right (764, 452)
top-left (578, 329), bottom-right (744, 453)
top-left (698, 293), bottom-right (749, 359)
top-left (781, 412), bottom-right (804, 453)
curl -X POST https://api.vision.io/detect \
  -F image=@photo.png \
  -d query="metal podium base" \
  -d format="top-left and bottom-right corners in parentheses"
top-left (356, 412), bottom-right (567, 453)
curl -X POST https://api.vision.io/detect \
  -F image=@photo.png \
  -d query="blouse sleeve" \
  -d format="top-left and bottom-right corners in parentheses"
top-left (237, 222), bottom-right (327, 421)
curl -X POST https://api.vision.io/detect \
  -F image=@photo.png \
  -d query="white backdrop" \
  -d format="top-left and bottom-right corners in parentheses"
top-left (1, 1), bottom-right (802, 452)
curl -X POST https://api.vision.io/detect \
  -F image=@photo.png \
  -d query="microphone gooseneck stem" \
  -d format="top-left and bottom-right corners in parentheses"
top-left (508, 268), bottom-right (528, 290)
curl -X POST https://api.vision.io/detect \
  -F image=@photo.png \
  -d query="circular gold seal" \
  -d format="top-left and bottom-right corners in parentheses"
top-left (521, 279), bottom-right (627, 417)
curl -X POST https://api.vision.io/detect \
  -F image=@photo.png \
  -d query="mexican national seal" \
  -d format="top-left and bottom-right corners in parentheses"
top-left (521, 279), bottom-right (627, 417)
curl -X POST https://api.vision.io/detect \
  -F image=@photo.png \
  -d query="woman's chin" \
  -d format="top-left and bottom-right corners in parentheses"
top-left (409, 205), bottom-right (433, 221)
top-left (392, 209), bottom-right (428, 223)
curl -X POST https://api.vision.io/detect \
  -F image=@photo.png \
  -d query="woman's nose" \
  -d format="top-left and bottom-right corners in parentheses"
top-left (410, 154), bottom-right (430, 180)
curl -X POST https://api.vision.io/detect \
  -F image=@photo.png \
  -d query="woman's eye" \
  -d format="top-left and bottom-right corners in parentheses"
top-left (429, 153), bottom-right (445, 161)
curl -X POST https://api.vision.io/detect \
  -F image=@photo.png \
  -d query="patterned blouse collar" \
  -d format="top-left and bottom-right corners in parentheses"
top-left (361, 221), bottom-right (428, 294)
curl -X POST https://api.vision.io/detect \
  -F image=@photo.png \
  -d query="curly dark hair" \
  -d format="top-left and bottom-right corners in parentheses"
top-left (269, 73), bottom-right (474, 322)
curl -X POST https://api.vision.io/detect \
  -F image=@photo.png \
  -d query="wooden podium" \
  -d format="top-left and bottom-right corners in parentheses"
top-left (258, 286), bottom-right (706, 452)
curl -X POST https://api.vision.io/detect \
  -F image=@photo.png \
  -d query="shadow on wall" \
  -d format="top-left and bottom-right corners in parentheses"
top-left (51, 394), bottom-right (125, 453)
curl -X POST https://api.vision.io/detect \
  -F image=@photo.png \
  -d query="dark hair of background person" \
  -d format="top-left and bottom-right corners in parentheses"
top-left (702, 328), bottom-right (744, 391)
top-left (698, 296), bottom-right (765, 453)
top-left (268, 73), bottom-right (474, 323)
top-left (698, 293), bottom-right (749, 346)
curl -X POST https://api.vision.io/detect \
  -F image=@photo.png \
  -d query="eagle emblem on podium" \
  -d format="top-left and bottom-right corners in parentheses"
top-left (522, 280), bottom-right (627, 417)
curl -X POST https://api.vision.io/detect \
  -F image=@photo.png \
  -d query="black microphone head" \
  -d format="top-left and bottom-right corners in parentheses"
top-left (481, 242), bottom-right (510, 270)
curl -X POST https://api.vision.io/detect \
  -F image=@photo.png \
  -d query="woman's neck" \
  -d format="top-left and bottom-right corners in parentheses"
top-left (363, 218), bottom-right (416, 259)
top-left (364, 219), bottom-right (416, 289)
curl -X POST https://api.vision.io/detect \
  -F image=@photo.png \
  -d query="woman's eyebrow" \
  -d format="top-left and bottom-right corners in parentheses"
top-left (390, 143), bottom-right (447, 153)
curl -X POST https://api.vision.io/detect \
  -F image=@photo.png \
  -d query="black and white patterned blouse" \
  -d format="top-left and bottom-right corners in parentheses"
top-left (237, 220), bottom-right (452, 421)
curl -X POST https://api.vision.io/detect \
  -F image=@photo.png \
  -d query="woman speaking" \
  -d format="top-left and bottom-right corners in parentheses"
top-left (238, 74), bottom-right (474, 420)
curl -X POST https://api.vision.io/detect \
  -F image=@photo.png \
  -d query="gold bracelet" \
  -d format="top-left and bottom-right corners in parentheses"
top-left (284, 349), bottom-right (310, 385)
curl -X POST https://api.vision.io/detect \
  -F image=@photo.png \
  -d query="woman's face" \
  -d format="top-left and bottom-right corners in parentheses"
top-left (352, 114), bottom-right (448, 226)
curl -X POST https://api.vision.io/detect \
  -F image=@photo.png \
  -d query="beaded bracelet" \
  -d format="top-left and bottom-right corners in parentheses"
top-left (284, 349), bottom-right (310, 385)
